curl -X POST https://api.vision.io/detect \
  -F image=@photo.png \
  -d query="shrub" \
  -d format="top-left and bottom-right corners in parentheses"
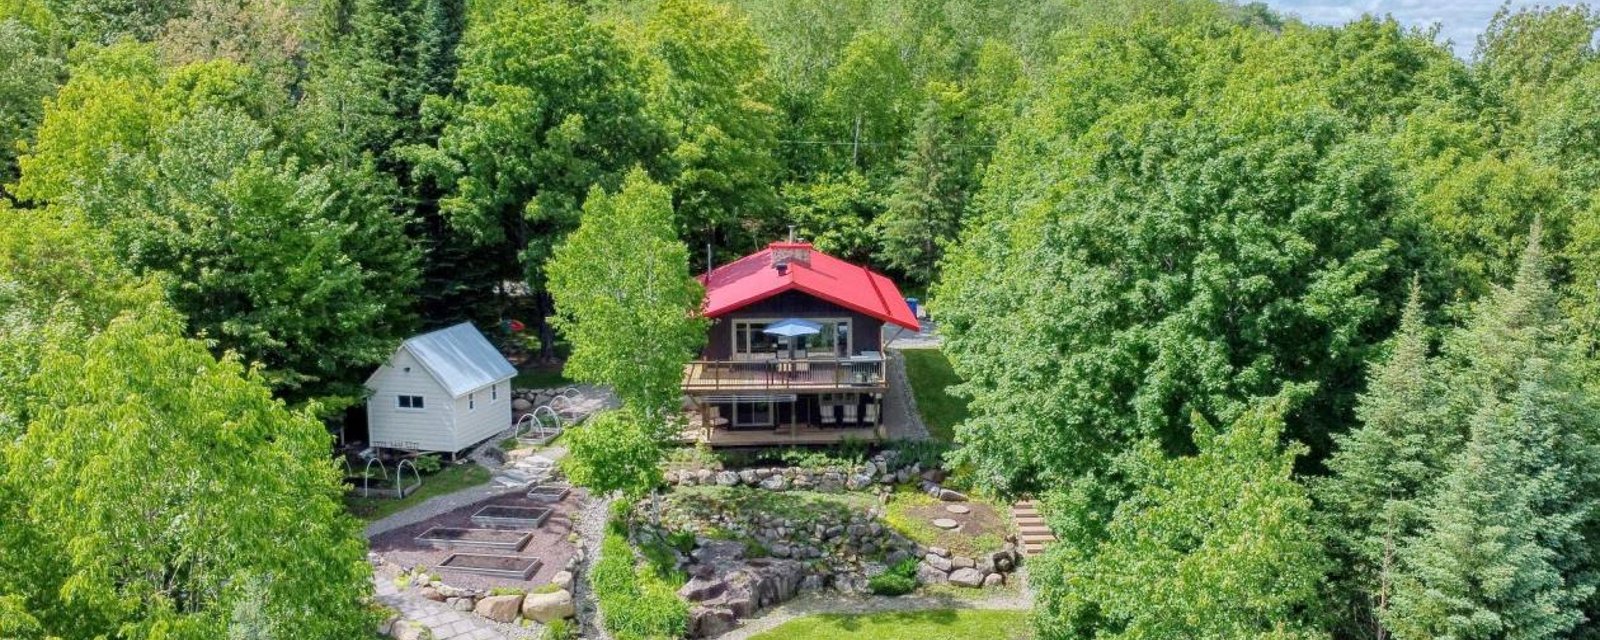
top-left (412, 454), bottom-right (443, 474)
top-left (544, 617), bottom-right (576, 640)
top-left (667, 529), bottom-right (697, 554)
top-left (593, 531), bottom-right (689, 640)
top-left (868, 558), bottom-right (920, 596)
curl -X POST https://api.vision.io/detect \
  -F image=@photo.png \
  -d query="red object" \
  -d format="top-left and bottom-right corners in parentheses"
top-left (505, 319), bottom-right (525, 332)
top-left (699, 242), bottom-right (920, 331)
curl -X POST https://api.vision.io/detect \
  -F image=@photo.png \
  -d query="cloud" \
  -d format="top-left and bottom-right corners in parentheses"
top-left (1261, 0), bottom-right (1589, 57)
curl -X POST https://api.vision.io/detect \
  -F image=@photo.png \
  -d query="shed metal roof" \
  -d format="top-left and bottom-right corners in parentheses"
top-left (402, 322), bottom-right (517, 397)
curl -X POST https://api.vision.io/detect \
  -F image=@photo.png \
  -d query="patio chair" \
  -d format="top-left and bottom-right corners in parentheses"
top-left (863, 402), bottom-right (879, 425)
top-left (842, 403), bottom-right (858, 424)
top-left (821, 405), bottom-right (837, 425)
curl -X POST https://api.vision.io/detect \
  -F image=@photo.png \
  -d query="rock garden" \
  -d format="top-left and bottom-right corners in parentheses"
top-left (596, 445), bottom-right (1024, 638)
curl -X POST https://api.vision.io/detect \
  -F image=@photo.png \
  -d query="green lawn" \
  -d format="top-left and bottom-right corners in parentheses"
top-left (344, 462), bottom-right (491, 521)
top-left (750, 609), bottom-right (1032, 640)
top-left (512, 366), bottom-right (571, 389)
top-left (900, 348), bottom-right (969, 442)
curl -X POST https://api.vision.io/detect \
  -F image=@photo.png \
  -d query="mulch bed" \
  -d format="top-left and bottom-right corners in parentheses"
top-left (369, 490), bottom-right (583, 590)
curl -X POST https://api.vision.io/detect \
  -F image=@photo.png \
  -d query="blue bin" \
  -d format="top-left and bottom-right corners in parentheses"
top-left (905, 297), bottom-right (920, 318)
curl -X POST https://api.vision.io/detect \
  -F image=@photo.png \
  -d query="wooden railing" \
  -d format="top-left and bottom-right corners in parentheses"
top-left (682, 356), bottom-right (887, 391)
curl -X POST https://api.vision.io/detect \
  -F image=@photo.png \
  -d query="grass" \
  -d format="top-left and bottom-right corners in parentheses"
top-left (344, 462), bottom-right (491, 521)
top-left (750, 609), bottom-right (1032, 640)
top-left (882, 485), bottom-right (1007, 559)
top-left (899, 348), bottom-right (968, 443)
top-left (512, 366), bottom-right (571, 389)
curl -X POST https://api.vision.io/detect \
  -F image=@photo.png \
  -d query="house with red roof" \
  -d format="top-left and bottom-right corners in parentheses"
top-left (682, 241), bottom-right (920, 446)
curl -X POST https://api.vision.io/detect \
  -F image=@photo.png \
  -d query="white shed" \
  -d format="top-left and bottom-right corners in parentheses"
top-left (365, 322), bottom-right (517, 454)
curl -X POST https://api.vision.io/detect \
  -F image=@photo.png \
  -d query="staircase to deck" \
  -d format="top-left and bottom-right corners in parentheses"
top-left (1012, 500), bottom-right (1058, 556)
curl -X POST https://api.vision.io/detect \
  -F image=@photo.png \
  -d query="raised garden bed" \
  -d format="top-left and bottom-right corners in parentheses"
top-left (437, 553), bottom-right (542, 580)
top-left (470, 505), bottom-right (552, 529)
top-left (525, 484), bottom-right (571, 503)
top-left (414, 527), bottom-right (532, 552)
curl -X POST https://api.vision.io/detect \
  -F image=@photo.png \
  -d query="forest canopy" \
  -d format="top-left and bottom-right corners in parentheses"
top-left (4, 0), bottom-right (1600, 638)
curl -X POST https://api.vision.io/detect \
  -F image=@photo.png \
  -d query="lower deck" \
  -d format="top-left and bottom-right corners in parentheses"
top-left (677, 423), bottom-right (883, 447)
top-left (683, 391), bottom-right (885, 447)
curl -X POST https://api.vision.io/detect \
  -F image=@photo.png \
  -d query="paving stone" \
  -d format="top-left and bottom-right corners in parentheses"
top-left (931, 518), bottom-right (959, 530)
top-left (945, 504), bottom-right (971, 514)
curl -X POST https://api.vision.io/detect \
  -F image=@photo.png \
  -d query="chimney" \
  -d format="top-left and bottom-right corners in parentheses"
top-left (771, 241), bottom-right (810, 272)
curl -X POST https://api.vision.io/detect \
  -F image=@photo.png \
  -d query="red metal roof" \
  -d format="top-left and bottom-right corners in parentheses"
top-left (700, 242), bottom-right (920, 331)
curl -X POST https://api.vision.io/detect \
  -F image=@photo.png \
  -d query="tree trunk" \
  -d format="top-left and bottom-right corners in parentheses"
top-left (535, 290), bottom-right (557, 363)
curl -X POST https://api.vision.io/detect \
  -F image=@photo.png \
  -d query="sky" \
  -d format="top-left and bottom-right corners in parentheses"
top-left (1261, 0), bottom-right (1589, 57)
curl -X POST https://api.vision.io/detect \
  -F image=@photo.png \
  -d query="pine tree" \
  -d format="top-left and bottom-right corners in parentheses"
top-left (876, 83), bottom-right (976, 285)
top-left (1388, 365), bottom-right (1594, 639)
top-left (1386, 226), bottom-right (1600, 639)
top-left (1317, 280), bottom-right (1457, 633)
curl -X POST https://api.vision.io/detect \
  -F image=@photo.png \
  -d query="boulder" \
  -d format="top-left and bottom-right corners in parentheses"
top-left (916, 562), bottom-right (950, 584)
top-left (696, 468), bottom-right (714, 484)
top-left (938, 488), bottom-right (969, 502)
top-left (687, 605), bottom-right (738, 639)
top-left (738, 469), bottom-right (759, 485)
top-left (951, 556), bottom-right (975, 570)
top-left (923, 553), bottom-right (952, 572)
top-left (949, 567), bottom-right (985, 588)
top-left (928, 546), bottom-right (951, 557)
top-left (550, 570), bottom-right (574, 591)
top-left (449, 597), bottom-right (473, 612)
top-left (983, 572), bottom-right (1005, 588)
top-left (760, 474), bottom-right (789, 491)
top-left (715, 471), bottom-right (740, 486)
top-left (678, 575), bottom-right (730, 602)
top-left (521, 589), bottom-right (575, 623)
top-left (991, 550), bottom-right (1015, 573)
top-left (512, 398), bottom-right (533, 411)
top-left (418, 587), bottom-right (445, 602)
top-left (473, 594), bottom-right (523, 623)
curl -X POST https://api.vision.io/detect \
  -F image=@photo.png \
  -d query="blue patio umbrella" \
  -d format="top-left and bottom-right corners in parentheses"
top-left (762, 318), bottom-right (822, 359)
top-left (761, 318), bottom-right (823, 337)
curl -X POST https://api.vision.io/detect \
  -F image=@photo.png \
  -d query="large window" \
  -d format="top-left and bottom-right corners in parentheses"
top-left (732, 318), bottom-right (852, 357)
top-left (733, 321), bottom-right (782, 356)
top-left (397, 395), bottom-right (425, 409)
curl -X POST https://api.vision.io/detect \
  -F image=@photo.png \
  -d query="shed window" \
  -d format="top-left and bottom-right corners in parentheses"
top-left (397, 395), bottom-right (425, 409)
top-left (469, 393), bottom-right (476, 411)
top-left (491, 384), bottom-right (498, 401)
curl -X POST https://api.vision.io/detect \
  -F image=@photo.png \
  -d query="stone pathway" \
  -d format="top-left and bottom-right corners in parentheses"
top-left (374, 569), bottom-right (536, 640)
top-left (364, 467), bottom-right (527, 539)
top-left (570, 493), bottom-right (615, 640)
top-left (712, 578), bottom-right (1033, 640)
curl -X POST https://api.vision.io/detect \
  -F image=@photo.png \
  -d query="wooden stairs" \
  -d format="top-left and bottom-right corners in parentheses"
top-left (1012, 500), bottom-right (1057, 556)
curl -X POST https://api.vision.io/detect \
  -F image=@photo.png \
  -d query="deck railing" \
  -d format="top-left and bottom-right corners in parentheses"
top-left (682, 356), bottom-right (887, 391)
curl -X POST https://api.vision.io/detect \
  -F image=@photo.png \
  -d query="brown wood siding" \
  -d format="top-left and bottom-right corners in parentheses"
top-left (703, 290), bottom-right (885, 359)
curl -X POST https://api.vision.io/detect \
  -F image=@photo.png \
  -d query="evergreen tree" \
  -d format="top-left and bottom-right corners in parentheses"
top-left (876, 83), bottom-right (977, 285)
top-left (1317, 281), bottom-right (1457, 634)
top-left (1387, 228), bottom-right (1600, 639)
